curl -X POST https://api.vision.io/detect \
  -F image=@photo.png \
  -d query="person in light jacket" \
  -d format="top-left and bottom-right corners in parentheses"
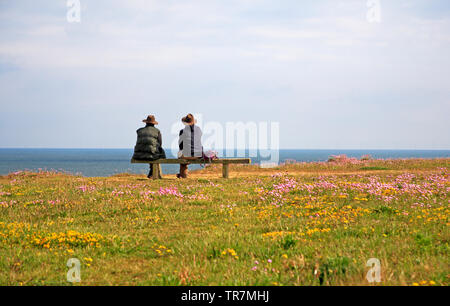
top-left (177, 113), bottom-right (203, 178)
top-left (132, 115), bottom-right (166, 179)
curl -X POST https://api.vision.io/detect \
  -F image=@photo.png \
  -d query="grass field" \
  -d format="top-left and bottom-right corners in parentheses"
top-left (0, 158), bottom-right (448, 286)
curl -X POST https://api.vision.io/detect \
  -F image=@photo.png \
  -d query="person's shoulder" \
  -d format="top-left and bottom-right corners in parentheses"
top-left (137, 126), bottom-right (155, 133)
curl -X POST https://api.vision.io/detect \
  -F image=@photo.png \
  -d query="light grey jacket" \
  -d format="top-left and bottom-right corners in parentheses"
top-left (178, 125), bottom-right (203, 157)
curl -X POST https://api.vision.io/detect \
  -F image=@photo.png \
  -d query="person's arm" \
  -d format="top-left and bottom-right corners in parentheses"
top-left (158, 131), bottom-right (162, 147)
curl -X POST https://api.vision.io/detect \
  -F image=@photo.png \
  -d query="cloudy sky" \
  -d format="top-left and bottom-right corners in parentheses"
top-left (0, 0), bottom-right (449, 149)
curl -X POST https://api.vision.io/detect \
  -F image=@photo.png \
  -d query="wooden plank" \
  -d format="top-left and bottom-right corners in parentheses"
top-left (131, 158), bottom-right (251, 165)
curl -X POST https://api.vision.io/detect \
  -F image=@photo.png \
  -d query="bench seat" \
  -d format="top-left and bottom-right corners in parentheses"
top-left (131, 158), bottom-right (251, 179)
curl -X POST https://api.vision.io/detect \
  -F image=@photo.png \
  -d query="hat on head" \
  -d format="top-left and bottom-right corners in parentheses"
top-left (181, 113), bottom-right (196, 126)
top-left (142, 115), bottom-right (158, 125)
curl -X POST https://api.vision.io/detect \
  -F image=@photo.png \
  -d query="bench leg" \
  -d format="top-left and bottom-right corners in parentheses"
top-left (152, 164), bottom-right (163, 180)
top-left (222, 163), bottom-right (229, 179)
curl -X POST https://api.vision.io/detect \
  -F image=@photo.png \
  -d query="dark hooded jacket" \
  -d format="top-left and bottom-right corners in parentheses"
top-left (132, 124), bottom-right (166, 160)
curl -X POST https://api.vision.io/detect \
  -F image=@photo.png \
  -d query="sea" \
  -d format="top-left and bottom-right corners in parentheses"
top-left (0, 149), bottom-right (448, 177)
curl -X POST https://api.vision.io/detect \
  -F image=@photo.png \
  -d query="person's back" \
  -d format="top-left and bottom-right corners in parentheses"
top-left (177, 113), bottom-right (202, 178)
top-left (132, 115), bottom-right (166, 179)
top-left (133, 125), bottom-right (164, 160)
top-left (180, 124), bottom-right (203, 158)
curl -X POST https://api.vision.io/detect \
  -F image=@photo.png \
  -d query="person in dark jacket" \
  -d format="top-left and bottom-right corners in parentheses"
top-left (132, 115), bottom-right (166, 178)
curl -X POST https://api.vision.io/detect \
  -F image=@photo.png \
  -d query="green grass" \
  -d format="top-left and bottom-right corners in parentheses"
top-left (0, 158), bottom-right (448, 286)
top-left (360, 167), bottom-right (390, 171)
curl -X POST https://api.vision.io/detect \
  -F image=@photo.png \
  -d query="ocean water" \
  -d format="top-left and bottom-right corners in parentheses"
top-left (0, 148), bottom-right (448, 177)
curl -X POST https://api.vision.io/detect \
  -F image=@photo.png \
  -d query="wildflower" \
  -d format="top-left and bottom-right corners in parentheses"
top-left (221, 248), bottom-right (238, 259)
top-left (158, 187), bottom-right (183, 198)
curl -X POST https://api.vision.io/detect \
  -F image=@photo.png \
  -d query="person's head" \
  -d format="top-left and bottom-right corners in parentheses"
top-left (181, 113), bottom-right (196, 126)
top-left (142, 115), bottom-right (158, 125)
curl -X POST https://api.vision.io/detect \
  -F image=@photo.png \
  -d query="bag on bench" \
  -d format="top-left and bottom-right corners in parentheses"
top-left (200, 150), bottom-right (218, 167)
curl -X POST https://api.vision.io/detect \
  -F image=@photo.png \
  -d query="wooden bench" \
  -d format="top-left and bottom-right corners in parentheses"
top-left (131, 158), bottom-right (251, 179)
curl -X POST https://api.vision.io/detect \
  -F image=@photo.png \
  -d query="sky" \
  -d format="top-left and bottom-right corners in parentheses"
top-left (0, 0), bottom-right (449, 150)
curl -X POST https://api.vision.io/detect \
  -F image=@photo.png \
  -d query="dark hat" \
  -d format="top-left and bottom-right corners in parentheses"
top-left (142, 115), bottom-right (158, 125)
top-left (181, 113), bottom-right (196, 126)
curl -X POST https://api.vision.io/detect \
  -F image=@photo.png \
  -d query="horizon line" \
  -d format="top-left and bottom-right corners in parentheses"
top-left (0, 147), bottom-right (450, 151)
